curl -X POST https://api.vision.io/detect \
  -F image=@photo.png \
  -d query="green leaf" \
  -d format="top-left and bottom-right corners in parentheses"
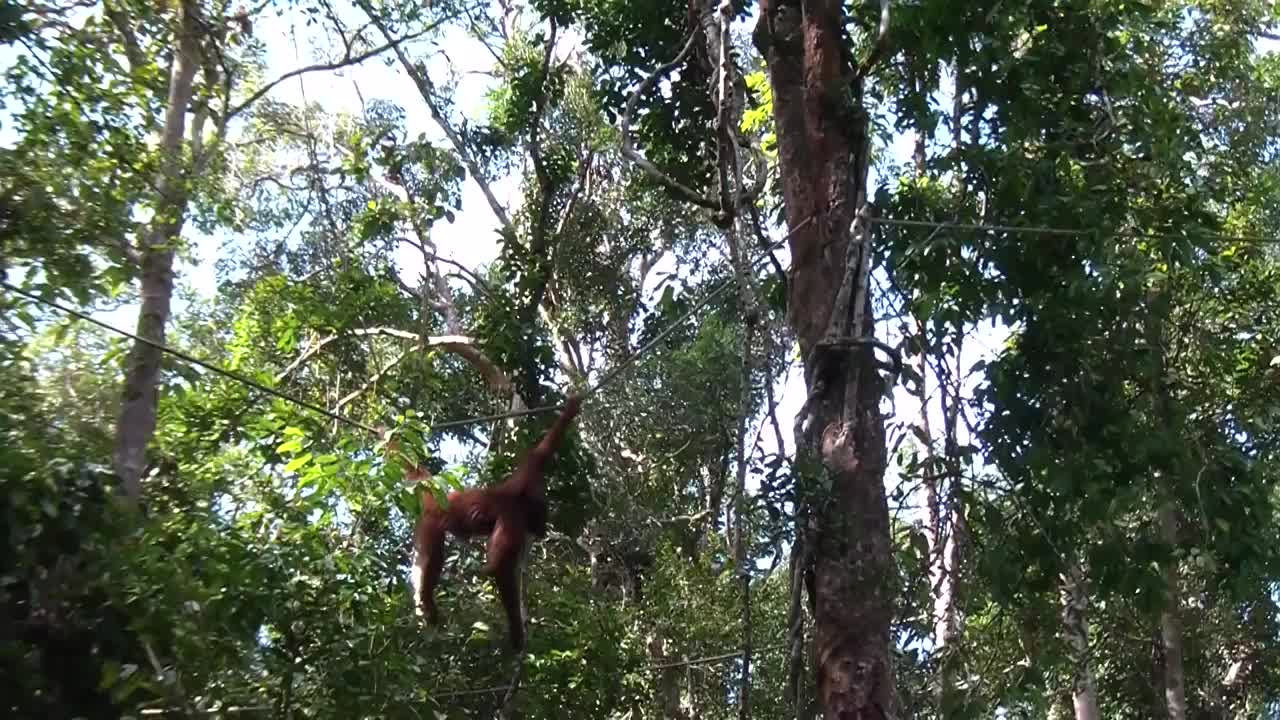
top-left (285, 453), bottom-right (313, 473)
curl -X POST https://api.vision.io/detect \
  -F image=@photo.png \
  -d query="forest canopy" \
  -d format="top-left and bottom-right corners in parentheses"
top-left (2, 1), bottom-right (1279, 718)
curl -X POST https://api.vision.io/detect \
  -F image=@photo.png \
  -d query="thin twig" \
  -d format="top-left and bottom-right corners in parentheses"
top-left (227, 19), bottom-right (448, 119)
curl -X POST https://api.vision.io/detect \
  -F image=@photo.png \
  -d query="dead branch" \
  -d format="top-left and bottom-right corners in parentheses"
top-left (553, 148), bottom-right (596, 239)
top-left (332, 344), bottom-right (415, 413)
top-left (397, 236), bottom-right (493, 297)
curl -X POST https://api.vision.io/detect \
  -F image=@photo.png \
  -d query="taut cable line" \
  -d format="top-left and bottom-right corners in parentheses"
top-left (868, 216), bottom-right (1280, 245)
top-left (1, 281), bottom-right (382, 434)
top-left (11, 209), bottom-right (1248, 433)
top-left (0, 205), bottom-right (827, 434)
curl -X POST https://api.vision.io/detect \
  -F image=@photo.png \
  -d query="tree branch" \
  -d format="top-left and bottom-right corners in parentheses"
top-left (277, 328), bottom-right (518, 400)
top-left (554, 148), bottom-right (595, 239)
top-left (398, 237), bottom-right (493, 297)
top-left (333, 344), bottom-right (415, 413)
top-left (854, 0), bottom-right (892, 81)
top-left (226, 20), bottom-right (445, 120)
top-left (620, 31), bottom-right (720, 211)
top-left (357, 0), bottom-right (515, 231)
top-left (102, 0), bottom-right (145, 74)
top-left (525, 19), bottom-right (559, 243)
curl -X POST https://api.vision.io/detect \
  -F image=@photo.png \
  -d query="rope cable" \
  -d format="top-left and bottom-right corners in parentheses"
top-left (7, 211), bottom-right (1265, 434)
top-left (0, 207), bottom-right (822, 435)
top-left (0, 281), bottom-right (382, 434)
top-left (868, 216), bottom-right (1280, 244)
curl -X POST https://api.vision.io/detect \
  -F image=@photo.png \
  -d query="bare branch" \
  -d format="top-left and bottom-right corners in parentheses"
top-left (277, 328), bottom-right (519, 400)
top-left (553, 148), bottom-right (595, 239)
top-left (854, 0), bottom-right (892, 81)
top-left (496, 649), bottom-right (529, 720)
top-left (143, 641), bottom-right (197, 718)
top-left (226, 20), bottom-right (445, 120)
top-left (357, 0), bottom-right (515, 231)
top-left (397, 238), bottom-right (493, 297)
top-left (746, 203), bottom-right (786, 286)
top-left (333, 344), bottom-right (415, 413)
top-left (620, 31), bottom-right (720, 211)
top-left (737, 132), bottom-right (769, 205)
top-left (527, 17), bottom-right (558, 185)
top-left (560, 336), bottom-right (587, 377)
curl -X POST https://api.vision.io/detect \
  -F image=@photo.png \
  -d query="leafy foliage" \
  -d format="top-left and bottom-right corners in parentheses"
top-left (4, 0), bottom-right (1280, 718)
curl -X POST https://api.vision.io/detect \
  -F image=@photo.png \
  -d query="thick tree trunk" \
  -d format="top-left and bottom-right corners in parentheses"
top-left (754, 2), bottom-right (896, 717)
top-left (1059, 563), bottom-right (1101, 720)
top-left (113, 1), bottom-right (202, 499)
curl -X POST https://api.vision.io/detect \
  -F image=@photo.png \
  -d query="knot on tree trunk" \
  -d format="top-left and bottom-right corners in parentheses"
top-left (818, 641), bottom-right (887, 719)
top-left (820, 422), bottom-right (859, 474)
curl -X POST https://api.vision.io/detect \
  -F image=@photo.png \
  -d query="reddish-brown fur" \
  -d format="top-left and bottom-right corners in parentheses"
top-left (410, 394), bottom-right (582, 649)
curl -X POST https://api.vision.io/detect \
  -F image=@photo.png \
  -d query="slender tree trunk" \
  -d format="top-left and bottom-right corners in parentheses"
top-left (913, 318), bottom-right (963, 713)
top-left (701, 0), bottom-right (760, 715)
top-left (1049, 686), bottom-right (1080, 717)
top-left (733, 320), bottom-right (756, 720)
top-left (113, 0), bottom-right (202, 499)
top-left (705, 450), bottom-right (730, 548)
top-left (784, 543), bottom-right (809, 720)
top-left (754, 2), bottom-right (896, 717)
top-left (1145, 291), bottom-right (1190, 720)
top-left (932, 63), bottom-right (967, 692)
top-left (1210, 591), bottom-right (1270, 717)
top-left (1158, 501), bottom-right (1189, 720)
top-left (910, 66), bottom-right (968, 716)
top-left (1149, 622), bottom-right (1167, 718)
top-left (1059, 563), bottom-right (1101, 720)
top-left (649, 635), bottom-right (688, 720)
